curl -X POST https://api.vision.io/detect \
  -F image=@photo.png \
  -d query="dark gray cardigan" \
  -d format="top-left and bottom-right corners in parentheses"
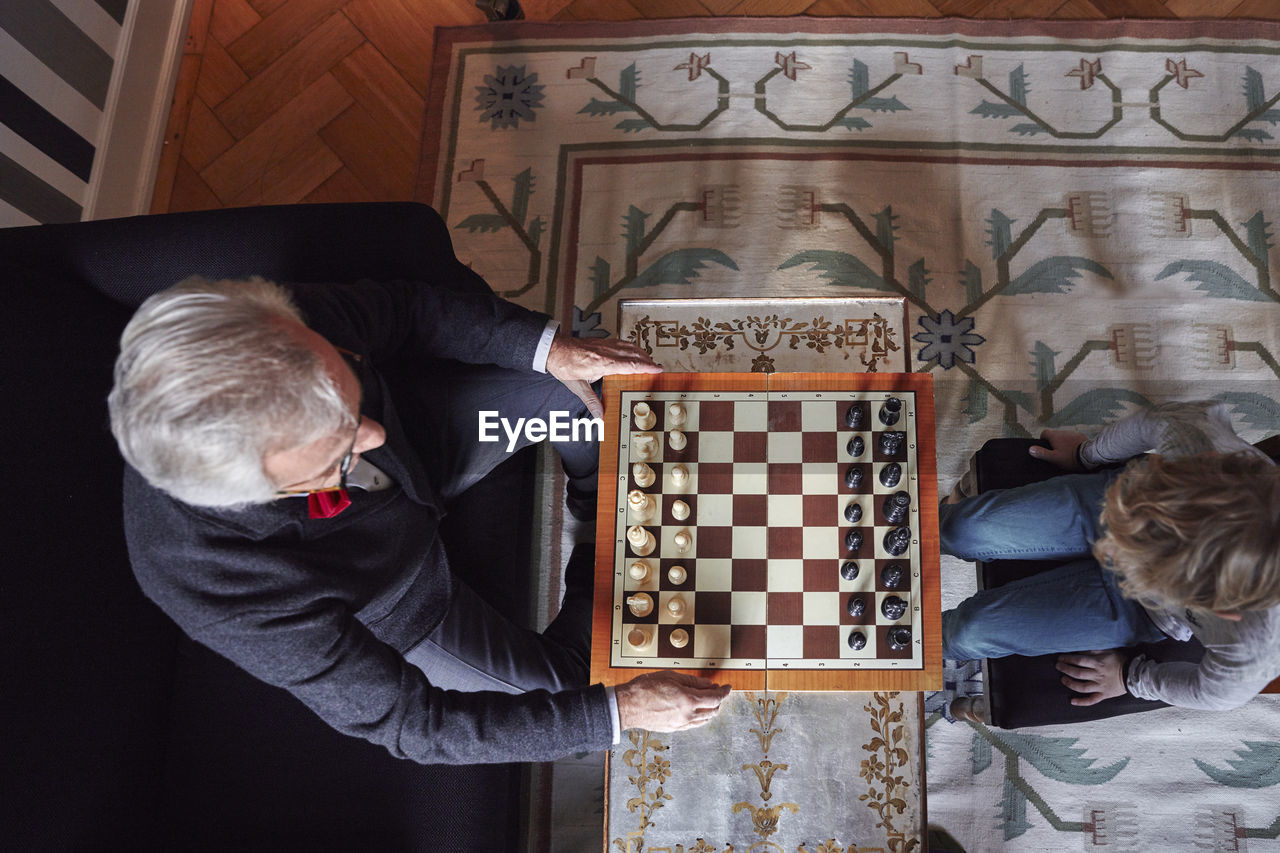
top-left (123, 279), bottom-right (613, 764)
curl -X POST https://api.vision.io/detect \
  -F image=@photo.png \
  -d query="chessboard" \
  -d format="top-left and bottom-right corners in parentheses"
top-left (591, 372), bottom-right (942, 692)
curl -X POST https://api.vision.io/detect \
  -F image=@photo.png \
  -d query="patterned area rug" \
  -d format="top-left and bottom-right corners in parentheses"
top-left (421, 17), bottom-right (1280, 852)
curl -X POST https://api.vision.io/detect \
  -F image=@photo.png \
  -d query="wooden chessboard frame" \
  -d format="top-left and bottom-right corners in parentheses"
top-left (591, 372), bottom-right (942, 692)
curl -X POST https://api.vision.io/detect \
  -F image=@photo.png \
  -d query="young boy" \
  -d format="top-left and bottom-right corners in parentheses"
top-left (941, 401), bottom-right (1280, 714)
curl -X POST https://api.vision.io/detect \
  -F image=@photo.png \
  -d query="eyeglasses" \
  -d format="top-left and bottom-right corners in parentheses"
top-left (275, 350), bottom-right (364, 497)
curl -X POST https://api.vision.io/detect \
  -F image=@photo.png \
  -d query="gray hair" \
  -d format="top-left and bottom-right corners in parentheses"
top-left (108, 276), bottom-right (354, 507)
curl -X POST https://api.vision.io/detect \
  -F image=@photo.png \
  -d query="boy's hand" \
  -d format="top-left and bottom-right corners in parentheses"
top-left (1029, 429), bottom-right (1088, 471)
top-left (1056, 649), bottom-right (1128, 706)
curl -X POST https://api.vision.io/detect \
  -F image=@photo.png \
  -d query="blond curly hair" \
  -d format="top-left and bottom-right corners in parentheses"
top-left (1095, 451), bottom-right (1280, 614)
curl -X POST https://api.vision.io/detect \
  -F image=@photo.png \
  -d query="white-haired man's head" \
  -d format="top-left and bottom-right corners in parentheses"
top-left (108, 276), bottom-right (364, 507)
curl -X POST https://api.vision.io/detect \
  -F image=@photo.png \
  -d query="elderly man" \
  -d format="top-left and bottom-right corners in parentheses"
top-left (109, 274), bottom-right (729, 765)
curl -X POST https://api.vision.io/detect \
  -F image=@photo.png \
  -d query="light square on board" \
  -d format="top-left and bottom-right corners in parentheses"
top-left (730, 591), bottom-right (768, 625)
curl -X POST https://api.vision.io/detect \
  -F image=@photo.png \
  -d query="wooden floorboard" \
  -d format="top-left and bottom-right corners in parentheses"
top-left (154, 0), bottom-right (1280, 215)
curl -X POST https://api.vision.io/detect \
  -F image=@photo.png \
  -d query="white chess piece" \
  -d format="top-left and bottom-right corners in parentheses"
top-left (632, 462), bottom-right (656, 488)
top-left (671, 499), bottom-right (691, 521)
top-left (626, 593), bottom-right (654, 617)
top-left (669, 628), bottom-right (689, 649)
top-left (628, 561), bottom-right (651, 583)
top-left (627, 489), bottom-right (656, 523)
top-left (633, 401), bottom-right (656, 431)
top-left (667, 565), bottom-right (687, 586)
top-left (666, 596), bottom-right (686, 618)
top-left (668, 430), bottom-right (687, 451)
top-left (633, 433), bottom-right (659, 461)
top-left (673, 530), bottom-right (692, 553)
top-left (628, 626), bottom-right (651, 648)
top-left (670, 464), bottom-right (689, 487)
top-left (667, 402), bottom-right (687, 427)
top-left (627, 525), bottom-right (656, 556)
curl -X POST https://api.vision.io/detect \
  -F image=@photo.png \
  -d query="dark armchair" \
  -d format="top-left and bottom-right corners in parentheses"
top-left (0, 203), bottom-right (539, 851)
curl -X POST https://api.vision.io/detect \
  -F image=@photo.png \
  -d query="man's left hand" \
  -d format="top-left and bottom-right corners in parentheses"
top-left (546, 335), bottom-right (662, 418)
top-left (1055, 649), bottom-right (1129, 706)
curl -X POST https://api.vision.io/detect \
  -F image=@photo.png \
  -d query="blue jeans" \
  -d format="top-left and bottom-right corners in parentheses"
top-left (940, 469), bottom-right (1168, 660)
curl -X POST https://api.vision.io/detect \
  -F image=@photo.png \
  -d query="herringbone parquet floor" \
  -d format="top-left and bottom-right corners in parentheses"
top-left (152, 0), bottom-right (1280, 214)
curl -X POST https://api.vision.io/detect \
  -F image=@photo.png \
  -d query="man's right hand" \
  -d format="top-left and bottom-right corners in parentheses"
top-left (1029, 428), bottom-right (1088, 471)
top-left (615, 671), bottom-right (732, 732)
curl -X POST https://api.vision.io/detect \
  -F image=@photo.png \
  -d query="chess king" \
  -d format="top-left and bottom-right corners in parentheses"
top-left (109, 275), bottom-right (729, 765)
top-left (941, 401), bottom-right (1280, 714)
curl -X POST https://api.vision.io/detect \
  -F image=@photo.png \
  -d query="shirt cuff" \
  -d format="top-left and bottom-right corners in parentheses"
top-left (532, 320), bottom-right (560, 373)
top-left (605, 685), bottom-right (622, 744)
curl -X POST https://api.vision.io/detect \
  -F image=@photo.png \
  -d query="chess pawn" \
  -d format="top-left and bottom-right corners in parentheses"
top-left (844, 403), bottom-right (864, 429)
top-left (627, 626), bottom-right (652, 649)
top-left (846, 435), bottom-right (865, 458)
top-left (632, 462), bottom-right (656, 488)
top-left (627, 525), bottom-right (656, 556)
top-left (844, 465), bottom-right (864, 490)
top-left (671, 499), bottom-right (691, 522)
top-left (669, 628), bottom-right (690, 649)
top-left (666, 595), bottom-right (687, 619)
top-left (633, 433), bottom-right (659, 461)
top-left (667, 565), bottom-right (688, 585)
top-left (628, 489), bottom-right (657, 523)
top-left (628, 560), bottom-right (651, 583)
top-left (668, 430), bottom-right (687, 452)
top-left (626, 593), bottom-right (654, 617)
top-left (667, 402), bottom-right (687, 427)
top-left (673, 529), bottom-right (692, 553)
top-left (670, 464), bottom-right (690, 487)
top-left (633, 401), bottom-right (657, 430)
top-left (844, 501), bottom-right (863, 523)
top-left (847, 630), bottom-right (867, 650)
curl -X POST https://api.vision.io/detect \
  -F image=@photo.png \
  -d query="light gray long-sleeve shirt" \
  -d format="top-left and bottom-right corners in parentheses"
top-left (1077, 401), bottom-right (1280, 709)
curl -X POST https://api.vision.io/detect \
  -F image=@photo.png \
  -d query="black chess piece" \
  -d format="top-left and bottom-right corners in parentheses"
top-left (881, 595), bottom-right (908, 620)
top-left (844, 465), bottom-right (864, 489)
top-left (846, 435), bottom-right (865, 458)
top-left (882, 490), bottom-right (911, 524)
top-left (847, 630), bottom-right (867, 650)
top-left (883, 526), bottom-right (911, 557)
top-left (845, 529), bottom-right (863, 553)
top-left (847, 595), bottom-right (866, 618)
top-left (845, 404), bottom-right (864, 429)
top-left (880, 562), bottom-right (905, 590)
top-left (878, 397), bottom-right (902, 426)
top-left (877, 430), bottom-right (904, 457)
top-left (879, 462), bottom-right (902, 488)
top-left (844, 501), bottom-right (863, 523)
top-left (840, 560), bottom-right (859, 581)
top-left (887, 626), bottom-right (912, 650)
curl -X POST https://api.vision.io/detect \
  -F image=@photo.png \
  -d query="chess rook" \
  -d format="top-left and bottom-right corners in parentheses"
top-left (888, 627), bottom-right (912, 650)
top-left (878, 397), bottom-right (902, 426)
top-left (633, 401), bottom-right (656, 430)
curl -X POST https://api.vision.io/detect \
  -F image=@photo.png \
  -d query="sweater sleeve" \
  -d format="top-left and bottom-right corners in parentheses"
top-left (192, 600), bottom-right (615, 765)
top-left (1125, 610), bottom-right (1280, 710)
top-left (288, 279), bottom-right (552, 372)
top-left (124, 475), bottom-right (614, 766)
